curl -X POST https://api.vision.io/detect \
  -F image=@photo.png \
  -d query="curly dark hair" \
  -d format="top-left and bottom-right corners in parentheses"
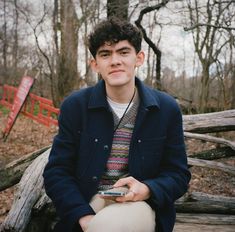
top-left (88, 17), bottom-right (142, 58)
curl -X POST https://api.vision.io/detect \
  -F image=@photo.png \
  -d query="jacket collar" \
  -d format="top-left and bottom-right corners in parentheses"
top-left (88, 77), bottom-right (160, 110)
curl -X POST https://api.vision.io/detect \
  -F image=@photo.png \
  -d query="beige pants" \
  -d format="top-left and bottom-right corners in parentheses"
top-left (86, 194), bottom-right (155, 232)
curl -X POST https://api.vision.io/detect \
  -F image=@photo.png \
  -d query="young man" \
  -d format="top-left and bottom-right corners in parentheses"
top-left (43, 18), bottom-right (191, 232)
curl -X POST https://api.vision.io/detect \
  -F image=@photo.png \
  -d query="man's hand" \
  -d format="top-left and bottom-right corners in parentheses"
top-left (79, 215), bottom-right (94, 232)
top-left (112, 176), bottom-right (151, 202)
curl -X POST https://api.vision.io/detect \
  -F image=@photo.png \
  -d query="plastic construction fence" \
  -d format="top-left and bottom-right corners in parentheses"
top-left (0, 84), bottom-right (59, 126)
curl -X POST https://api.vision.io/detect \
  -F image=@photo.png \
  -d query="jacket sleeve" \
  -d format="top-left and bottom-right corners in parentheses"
top-left (43, 97), bottom-right (95, 231)
top-left (143, 102), bottom-right (191, 208)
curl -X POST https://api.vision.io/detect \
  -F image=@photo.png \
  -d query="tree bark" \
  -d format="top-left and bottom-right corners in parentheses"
top-left (183, 109), bottom-right (235, 133)
top-left (13, 0), bottom-right (19, 74)
top-left (188, 157), bottom-right (235, 175)
top-left (56, 0), bottom-right (79, 105)
top-left (176, 191), bottom-right (235, 214)
top-left (184, 132), bottom-right (235, 150)
top-left (176, 213), bottom-right (235, 225)
top-left (3, 0), bottom-right (8, 77)
top-left (0, 146), bottom-right (51, 191)
top-left (231, 64), bottom-right (235, 108)
top-left (0, 149), bottom-right (50, 232)
top-left (189, 147), bottom-right (235, 160)
top-left (107, 0), bottom-right (129, 20)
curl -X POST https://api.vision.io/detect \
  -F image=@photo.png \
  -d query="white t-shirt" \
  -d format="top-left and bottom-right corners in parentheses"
top-left (107, 97), bottom-right (133, 119)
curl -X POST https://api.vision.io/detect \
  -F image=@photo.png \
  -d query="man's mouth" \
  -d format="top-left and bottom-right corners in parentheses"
top-left (109, 70), bottom-right (124, 75)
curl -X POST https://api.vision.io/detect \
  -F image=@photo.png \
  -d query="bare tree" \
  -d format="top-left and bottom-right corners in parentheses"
top-left (185, 0), bottom-right (235, 112)
top-left (135, 0), bottom-right (170, 90)
top-left (56, 0), bottom-right (79, 104)
top-left (231, 65), bottom-right (235, 108)
top-left (80, 0), bottom-right (101, 87)
top-left (12, 0), bottom-right (19, 76)
top-left (2, 0), bottom-right (8, 77)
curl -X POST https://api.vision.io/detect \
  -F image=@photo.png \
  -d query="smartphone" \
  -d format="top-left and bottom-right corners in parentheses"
top-left (98, 187), bottom-right (128, 197)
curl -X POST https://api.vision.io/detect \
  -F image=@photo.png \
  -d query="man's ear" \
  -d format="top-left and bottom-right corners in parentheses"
top-left (90, 58), bottom-right (99, 73)
top-left (135, 51), bottom-right (145, 67)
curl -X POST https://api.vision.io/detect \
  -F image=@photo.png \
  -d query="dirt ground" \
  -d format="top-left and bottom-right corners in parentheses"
top-left (0, 112), bottom-right (235, 224)
top-left (0, 114), bottom-right (57, 223)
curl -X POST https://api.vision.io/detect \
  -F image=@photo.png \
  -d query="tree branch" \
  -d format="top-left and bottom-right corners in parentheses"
top-left (184, 23), bottom-right (235, 31)
top-left (135, 0), bottom-right (170, 89)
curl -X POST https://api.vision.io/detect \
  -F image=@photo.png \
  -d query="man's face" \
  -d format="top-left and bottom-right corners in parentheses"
top-left (91, 40), bottom-right (144, 89)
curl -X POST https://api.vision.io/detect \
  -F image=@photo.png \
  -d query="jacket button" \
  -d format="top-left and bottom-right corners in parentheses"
top-left (138, 139), bottom-right (141, 143)
top-left (104, 145), bottom-right (109, 150)
top-left (94, 138), bottom-right (98, 142)
top-left (92, 176), bottom-right (98, 181)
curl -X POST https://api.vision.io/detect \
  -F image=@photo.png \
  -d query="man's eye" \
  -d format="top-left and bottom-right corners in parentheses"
top-left (100, 53), bottom-right (109, 58)
top-left (120, 51), bottom-right (129, 55)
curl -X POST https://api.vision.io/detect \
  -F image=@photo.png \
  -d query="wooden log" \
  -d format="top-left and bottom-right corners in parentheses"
top-left (174, 222), bottom-right (235, 232)
top-left (25, 192), bottom-right (56, 232)
top-left (32, 190), bottom-right (52, 213)
top-left (0, 149), bottom-right (50, 232)
top-left (189, 147), bottom-right (234, 160)
top-left (0, 145), bottom-right (51, 191)
top-left (175, 192), bottom-right (235, 214)
top-left (188, 157), bottom-right (235, 175)
top-left (184, 132), bottom-right (235, 150)
top-left (176, 213), bottom-right (235, 225)
top-left (183, 109), bottom-right (235, 133)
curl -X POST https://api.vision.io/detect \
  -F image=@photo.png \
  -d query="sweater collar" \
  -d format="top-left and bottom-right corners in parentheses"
top-left (88, 77), bottom-right (160, 110)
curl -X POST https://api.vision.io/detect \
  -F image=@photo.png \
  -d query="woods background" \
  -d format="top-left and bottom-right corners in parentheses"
top-left (0, 0), bottom-right (234, 113)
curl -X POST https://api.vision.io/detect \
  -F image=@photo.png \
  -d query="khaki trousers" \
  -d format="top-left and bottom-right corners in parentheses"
top-left (86, 194), bottom-right (155, 232)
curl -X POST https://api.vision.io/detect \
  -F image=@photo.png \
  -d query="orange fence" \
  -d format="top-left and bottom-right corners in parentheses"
top-left (0, 84), bottom-right (59, 126)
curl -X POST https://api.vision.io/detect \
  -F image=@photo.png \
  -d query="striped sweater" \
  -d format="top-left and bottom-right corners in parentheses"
top-left (98, 94), bottom-right (139, 190)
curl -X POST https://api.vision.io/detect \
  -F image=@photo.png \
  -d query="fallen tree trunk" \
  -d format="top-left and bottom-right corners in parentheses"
top-left (189, 147), bottom-right (234, 160)
top-left (174, 219), bottom-right (235, 232)
top-left (183, 109), bottom-right (235, 133)
top-left (188, 157), bottom-right (235, 175)
top-left (176, 213), bottom-right (235, 225)
top-left (0, 149), bottom-right (50, 232)
top-left (0, 145), bottom-right (51, 191)
top-left (184, 132), bottom-right (235, 150)
top-left (175, 191), bottom-right (235, 214)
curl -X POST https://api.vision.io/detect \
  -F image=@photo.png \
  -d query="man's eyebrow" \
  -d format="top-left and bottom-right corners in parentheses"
top-left (97, 49), bottom-right (111, 55)
top-left (97, 46), bottom-right (132, 55)
top-left (116, 47), bottom-right (131, 52)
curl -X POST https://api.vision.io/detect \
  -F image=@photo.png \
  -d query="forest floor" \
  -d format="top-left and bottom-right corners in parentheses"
top-left (0, 111), bottom-right (235, 225)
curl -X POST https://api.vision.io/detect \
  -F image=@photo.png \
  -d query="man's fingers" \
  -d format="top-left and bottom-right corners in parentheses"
top-left (115, 189), bottom-right (137, 202)
top-left (113, 176), bottom-right (135, 188)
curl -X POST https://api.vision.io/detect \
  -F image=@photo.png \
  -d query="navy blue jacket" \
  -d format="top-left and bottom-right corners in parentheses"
top-left (43, 78), bottom-right (191, 232)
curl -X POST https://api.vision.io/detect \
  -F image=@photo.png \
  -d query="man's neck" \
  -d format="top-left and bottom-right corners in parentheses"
top-left (106, 85), bottom-right (136, 104)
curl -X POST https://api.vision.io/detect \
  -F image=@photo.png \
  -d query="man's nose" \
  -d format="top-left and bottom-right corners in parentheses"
top-left (110, 53), bottom-right (121, 65)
